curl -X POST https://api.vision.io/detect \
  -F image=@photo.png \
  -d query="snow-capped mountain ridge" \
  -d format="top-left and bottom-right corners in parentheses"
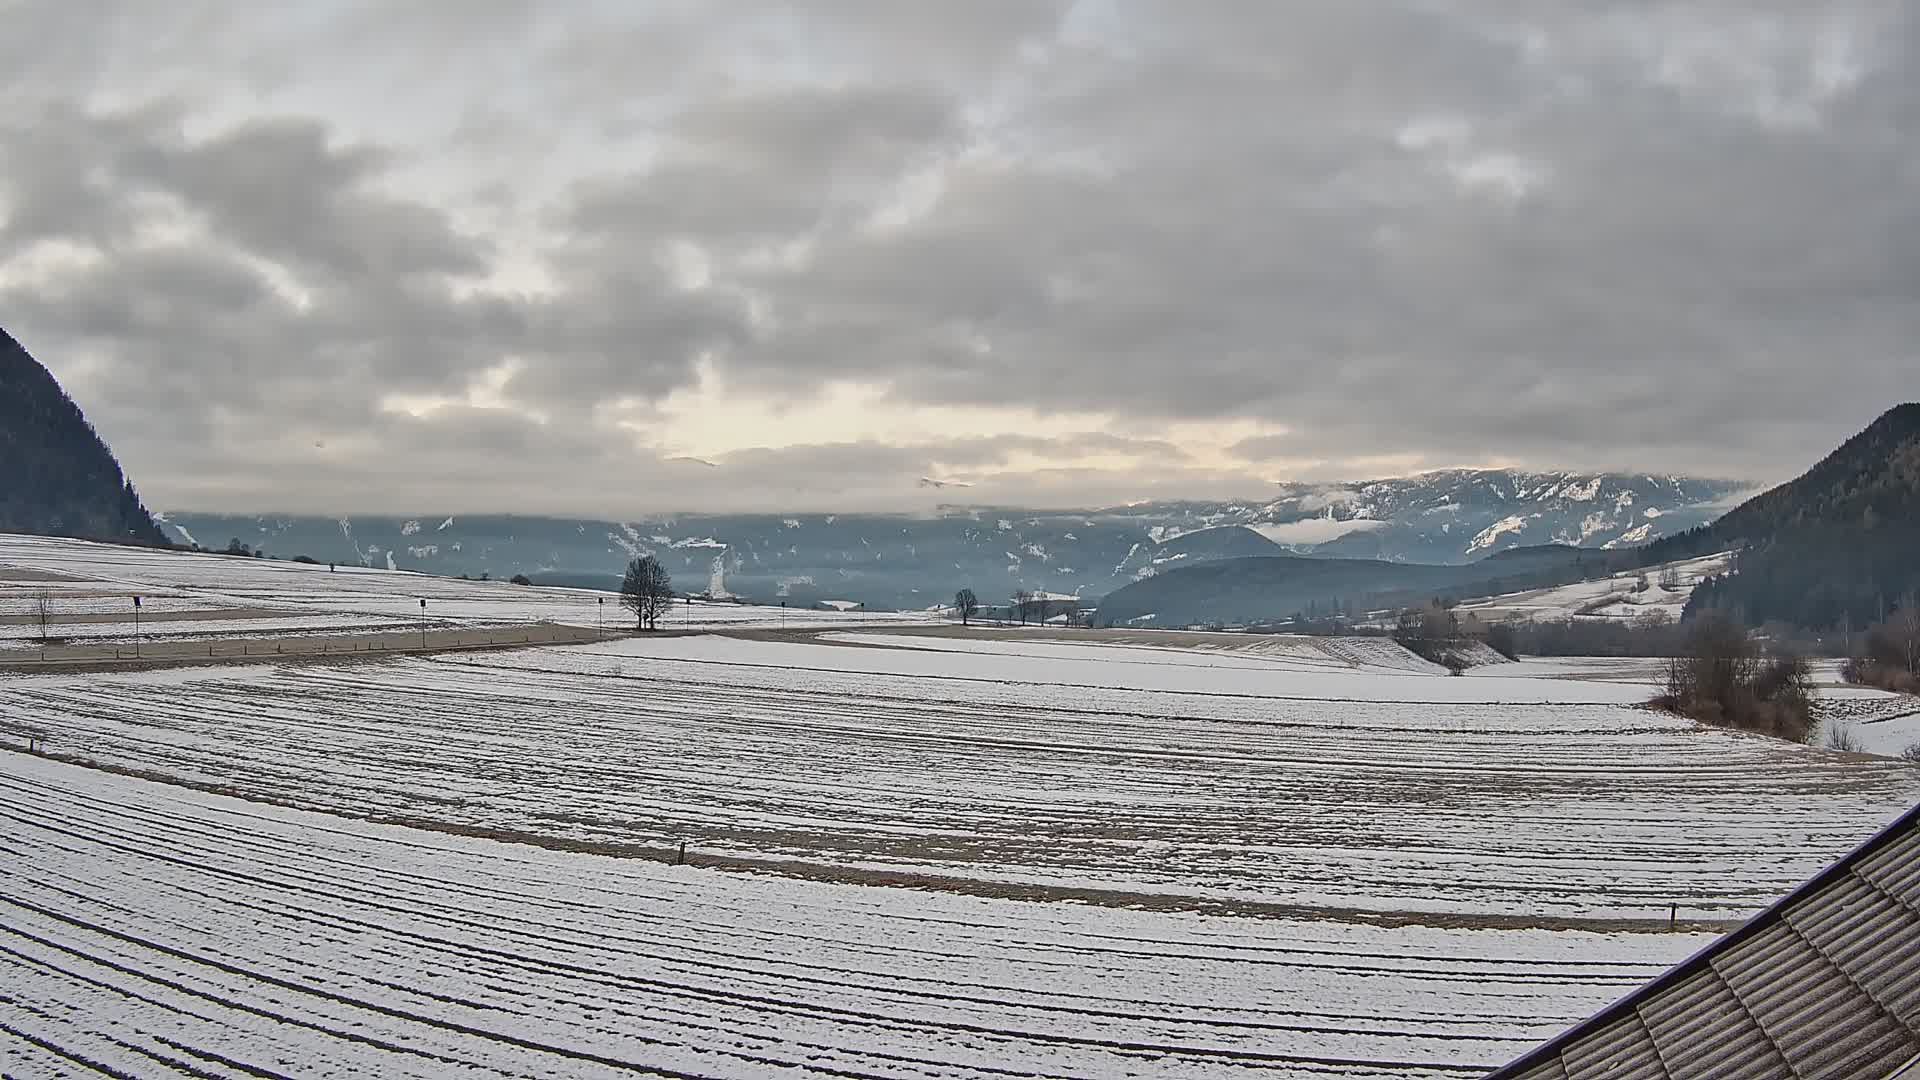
top-left (158, 469), bottom-right (1743, 610)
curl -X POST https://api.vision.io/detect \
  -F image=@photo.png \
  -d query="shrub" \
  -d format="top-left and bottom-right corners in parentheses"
top-left (1900, 743), bottom-right (1920, 763)
top-left (1655, 613), bottom-right (1814, 742)
top-left (510, 574), bottom-right (533, 586)
top-left (1842, 657), bottom-right (1920, 694)
top-left (1825, 723), bottom-right (1864, 753)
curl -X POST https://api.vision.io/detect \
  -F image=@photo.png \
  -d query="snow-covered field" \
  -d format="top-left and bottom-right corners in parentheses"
top-left (1454, 552), bottom-right (1734, 624)
top-left (1483, 656), bottom-right (1920, 758)
top-left (4, 536), bottom-right (1919, 1078)
top-left (643, 631), bottom-right (1640, 704)
top-left (1, 752), bottom-right (1711, 1079)
top-left (0, 533), bottom-right (932, 635)
top-left (0, 613), bottom-right (418, 647)
top-left (6, 633), bottom-right (1915, 924)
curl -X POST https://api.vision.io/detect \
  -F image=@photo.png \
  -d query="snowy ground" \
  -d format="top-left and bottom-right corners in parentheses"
top-left (0, 533), bottom-right (933, 635)
top-left (0, 613), bottom-right (417, 647)
top-left (1484, 656), bottom-right (1920, 758)
top-left (1454, 552), bottom-right (1734, 624)
top-left (1, 752), bottom-right (1711, 1079)
top-left (6, 633), bottom-right (1915, 924)
top-left (4, 536), bottom-right (1919, 1077)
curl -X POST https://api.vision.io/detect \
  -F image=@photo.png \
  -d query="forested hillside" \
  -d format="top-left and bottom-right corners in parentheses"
top-left (1653, 404), bottom-right (1920, 629)
top-left (0, 327), bottom-right (167, 545)
top-left (1091, 544), bottom-right (1618, 628)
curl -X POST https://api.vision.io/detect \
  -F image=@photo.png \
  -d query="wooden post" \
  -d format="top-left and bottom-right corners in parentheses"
top-left (1669, 903), bottom-right (1677, 929)
top-left (676, 841), bottom-right (687, 866)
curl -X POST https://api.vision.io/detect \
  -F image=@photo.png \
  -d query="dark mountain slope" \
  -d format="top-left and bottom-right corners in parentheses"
top-left (0, 327), bottom-right (167, 545)
top-left (1657, 403), bottom-right (1919, 550)
top-left (1654, 404), bottom-right (1920, 629)
top-left (1091, 544), bottom-right (1608, 628)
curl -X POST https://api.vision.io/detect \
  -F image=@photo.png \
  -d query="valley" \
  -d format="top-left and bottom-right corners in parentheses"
top-left (5, 537), bottom-right (1919, 1077)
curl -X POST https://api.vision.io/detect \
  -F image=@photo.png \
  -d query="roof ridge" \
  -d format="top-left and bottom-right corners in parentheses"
top-left (1488, 803), bottom-right (1920, 1078)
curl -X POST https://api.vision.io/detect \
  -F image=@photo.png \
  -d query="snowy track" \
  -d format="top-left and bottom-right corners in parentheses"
top-left (0, 752), bottom-right (1704, 1079)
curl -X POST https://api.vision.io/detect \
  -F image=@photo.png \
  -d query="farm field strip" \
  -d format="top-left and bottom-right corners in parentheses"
top-left (0, 533), bottom-right (935, 633)
top-left (821, 631), bottom-right (1428, 674)
top-left (0, 613), bottom-right (419, 644)
top-left (564, 633), bottom-right (1649, 705)
top-left (6, 639), bottom-right (1915, 919)
top-left (0, 751), bottom-right (1709, 1080)
top-left (0, 592), bottom-right (245, 617)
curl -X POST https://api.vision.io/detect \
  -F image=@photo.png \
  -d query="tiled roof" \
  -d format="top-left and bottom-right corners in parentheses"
top-left (1490, 803), bottom-right (1920, 1080)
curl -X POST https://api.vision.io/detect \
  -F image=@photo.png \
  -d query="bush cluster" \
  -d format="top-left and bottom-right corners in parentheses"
top-left (1653, 612), bottom-right (1815, 742)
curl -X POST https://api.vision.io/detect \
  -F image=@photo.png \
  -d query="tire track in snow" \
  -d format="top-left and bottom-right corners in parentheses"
top-left (4, 752), bottom-right (1674, 1079)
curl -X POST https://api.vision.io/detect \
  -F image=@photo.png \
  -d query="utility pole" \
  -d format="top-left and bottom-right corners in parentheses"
top-left (598, 596), bottom-right (605, 638)
top-left (132, 595), bottom-right (142, 658)
top-left (419, 598), bottom-right (427, 649)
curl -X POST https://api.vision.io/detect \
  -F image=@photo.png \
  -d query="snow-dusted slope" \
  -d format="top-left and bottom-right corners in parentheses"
top-left (1241, 471), bottom-right (1741, 561)
top-left (1454, 552), bottom-right (1734, 623)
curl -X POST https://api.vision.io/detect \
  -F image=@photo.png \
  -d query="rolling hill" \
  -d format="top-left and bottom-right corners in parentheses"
top-left (1650, 403), bottom-right (1920, 629)
top-left (1091, 544), bottom-right (1616, 628)
top-left (1102, 405), bottom-right (1918, 632)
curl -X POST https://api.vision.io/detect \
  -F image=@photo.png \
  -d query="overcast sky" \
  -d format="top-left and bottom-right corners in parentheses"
top-left (2, 1), bottom-right (1914, 515)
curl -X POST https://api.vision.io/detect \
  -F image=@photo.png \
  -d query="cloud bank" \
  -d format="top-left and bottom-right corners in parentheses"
top-left (3, 1), bottom-right (1914, 513)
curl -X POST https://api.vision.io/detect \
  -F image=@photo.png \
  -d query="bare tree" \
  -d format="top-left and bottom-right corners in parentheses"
top-left (620, 556), bottom-right (674, 631)
top-left (1658, 611), bottom-right (1814, 740)
top-left (1663, 611), bottom-right (1757, 720)
top-left (1658, 566), bottom-right (1682, 592)
top-left (33, 589), bottom-right (52, 643)
top-left (1854, 595), bottom-right (1920, 692)
top-left (1892, 595), bottom-right (1920, 675)
top-left (954, 588), bottom-right (979, 626)
top-left (1012, 589), bottom-right (1033, 626)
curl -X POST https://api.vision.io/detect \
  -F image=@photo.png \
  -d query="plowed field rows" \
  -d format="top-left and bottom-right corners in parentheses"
top-left (0, 753), bottom-right (1705, 1079)
top-left (7, 635), bottom-right (1915, 920)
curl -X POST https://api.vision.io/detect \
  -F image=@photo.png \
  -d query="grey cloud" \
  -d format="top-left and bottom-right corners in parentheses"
top-left (150, 412), bottom-right (1229, 516)
top-left (3, 1), bottom-right (1916, 513)
top-left (567, 82), bottom-right (961, 243)
top-left (118, 116), bottom-right (489, 279)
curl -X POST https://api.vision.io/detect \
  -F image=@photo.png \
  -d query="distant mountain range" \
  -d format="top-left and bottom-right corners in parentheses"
top-left (1107, 404), bottom-right (1918, 631)
top-left (157, 470), bottom-right (1739, 610)
top-left (1, 327), bottom-right (166, 546)
top-left (1169, 470), bottom-right (1742, 560)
